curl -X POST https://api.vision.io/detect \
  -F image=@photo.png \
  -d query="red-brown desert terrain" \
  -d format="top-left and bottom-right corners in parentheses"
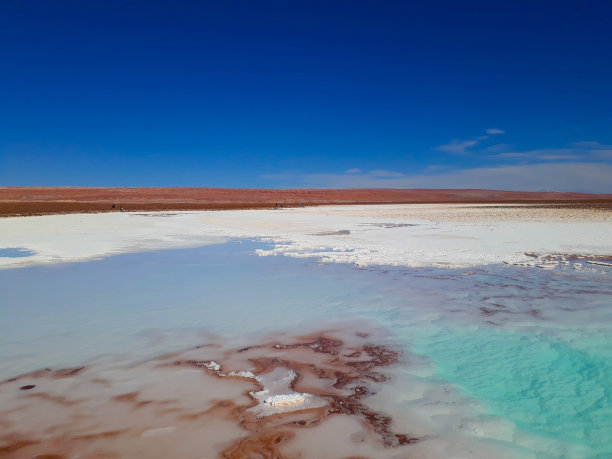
top-left (1, 187), bottom-right (611, 217)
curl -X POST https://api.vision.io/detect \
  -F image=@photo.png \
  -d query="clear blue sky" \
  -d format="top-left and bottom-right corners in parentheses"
top-left (1, 1), bottom-right (611, 191)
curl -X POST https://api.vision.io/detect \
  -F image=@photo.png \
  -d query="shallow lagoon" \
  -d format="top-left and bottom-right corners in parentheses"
top-left (1, 240), bottom-right (611, 458)
top-left (0, 247), bottom-right (36, 258)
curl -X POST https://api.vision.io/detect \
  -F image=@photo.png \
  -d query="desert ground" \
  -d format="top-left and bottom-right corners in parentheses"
top-left (1, 187), bottom-right (611, 216)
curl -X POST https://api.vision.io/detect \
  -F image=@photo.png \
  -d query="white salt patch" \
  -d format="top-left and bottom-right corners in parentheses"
top-left (283, 369), bottom-right (297, 383)
top-left (242, 367), bottom-right (327, 416)
top-left (588, 260), bottom-right (612, 267)
top-left (204, 361), bottom-right (220, 371)
top-left (537, 261), bottom-right (558, 270)
top-left (199, 363), bottom-right (322, 416)
top-left (227, 370), bottom-right (259, 380)
top-left (264, 393), bottom-right (306, 407)
top-left (1, 204), bottom-right (610, 269)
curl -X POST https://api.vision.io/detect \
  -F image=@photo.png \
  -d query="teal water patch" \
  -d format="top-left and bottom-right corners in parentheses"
top-left (370, 265), bottom-right (612, 458)
top-left (411, 326), bottom-right (612, 457)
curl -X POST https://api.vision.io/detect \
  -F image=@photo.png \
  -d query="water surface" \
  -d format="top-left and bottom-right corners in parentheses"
top-left (1, 240), bottom-right (610, 458)
top-left (0, 247), bottom-right (36, 258)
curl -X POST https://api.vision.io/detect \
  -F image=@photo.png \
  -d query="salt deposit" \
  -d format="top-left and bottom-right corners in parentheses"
top-left (264, 393), bottom-right (306, 407)
top-left (0, 204), bottom-right (610, 269)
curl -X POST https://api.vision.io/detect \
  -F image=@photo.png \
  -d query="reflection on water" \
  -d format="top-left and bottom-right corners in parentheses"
top-left (0, 240), bottom-right (610, 458)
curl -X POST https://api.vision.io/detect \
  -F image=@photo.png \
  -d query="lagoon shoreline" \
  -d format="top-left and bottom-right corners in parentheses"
top-left (1, 203), bottom-right (610, 270)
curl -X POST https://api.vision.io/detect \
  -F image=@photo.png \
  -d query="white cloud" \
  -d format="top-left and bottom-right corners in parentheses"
top-left (486, 128), bottom-right (505, 134)
top-left (345, 168), bottom-right (362, 174)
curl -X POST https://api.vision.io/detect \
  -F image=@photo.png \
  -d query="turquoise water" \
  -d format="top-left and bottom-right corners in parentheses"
top-left (1, 241), bottom-right (610, 457)
top-left (384, 267), bottom-right (612, 458)
top-left (410, 328), bottom-right (611, 457)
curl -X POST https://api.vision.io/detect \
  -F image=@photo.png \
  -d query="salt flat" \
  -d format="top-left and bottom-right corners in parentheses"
top-left (0, 204), bottom-right (610, 269)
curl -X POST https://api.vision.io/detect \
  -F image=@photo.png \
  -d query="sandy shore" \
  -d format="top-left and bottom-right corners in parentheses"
top-left (0, 203), bottom-right (610, 269)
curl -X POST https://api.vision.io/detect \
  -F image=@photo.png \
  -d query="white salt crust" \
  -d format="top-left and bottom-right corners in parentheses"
top-left (0, 204), bottom-right (610, 269)
top-left (202, 362), bottom-right (321, 416)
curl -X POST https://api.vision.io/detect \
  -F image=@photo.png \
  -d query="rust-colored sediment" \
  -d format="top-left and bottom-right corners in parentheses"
top-left (173, 333), bottom-right (417, 457)
top-left (0, 329), bottom-right (417, 459)
top-left (3, 367), bottom-right (85, 383)
top-left (1, 186), bottom-right (611, 216)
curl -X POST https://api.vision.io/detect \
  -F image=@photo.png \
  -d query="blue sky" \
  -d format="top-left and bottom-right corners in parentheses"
top-left (1, 1), bottom-right (611, 191)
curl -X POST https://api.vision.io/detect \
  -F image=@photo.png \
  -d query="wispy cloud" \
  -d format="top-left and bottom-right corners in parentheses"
top-left (423, 164), bottom-right (455, 172)
top-left (567, 141), bottom-right (612, 160)
top-left (537, 154), bottom-right (581, 160)
top-left (263, 136), bottom-right (612, 193)
top-left (299, 162), bottom-right (612, 193)
top-left (492, 152), bottom-right (528, 158)
top-left (435, 139), bottom-right (479, 154)
top-left (436, 128), bottom-right (505, 154)
top-left (480, 143), bottom-right (515, 154)
top-left (369, 169), bottom-right (405, 178)
top-left (592, 149), bottom-right (612, 160)
top-left (485, 143), bottom-right (612, 162)
top-left (571, 141), bottom-right (612, 149)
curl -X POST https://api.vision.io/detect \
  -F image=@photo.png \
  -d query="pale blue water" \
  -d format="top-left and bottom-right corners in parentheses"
top-left (0, 247), bottom-right (36, 258)
top-left (0, 240), bottom-right (610, 458)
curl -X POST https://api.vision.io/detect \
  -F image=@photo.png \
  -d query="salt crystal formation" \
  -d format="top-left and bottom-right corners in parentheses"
top-left (264, 393), bottom-right (306, 407)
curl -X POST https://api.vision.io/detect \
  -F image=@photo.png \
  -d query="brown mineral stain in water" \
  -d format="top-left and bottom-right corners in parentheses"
top-left (0, 328), bottom-right (419, 458)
